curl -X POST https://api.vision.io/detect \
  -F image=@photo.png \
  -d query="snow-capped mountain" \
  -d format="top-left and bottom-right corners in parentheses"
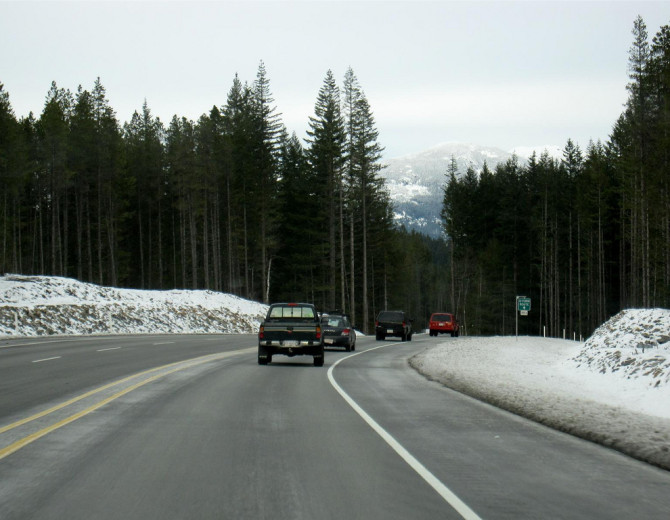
top-left (382, 142), bottom-right (563, 238)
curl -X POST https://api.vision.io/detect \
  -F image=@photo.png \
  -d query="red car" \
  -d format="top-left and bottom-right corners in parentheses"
top-left (429, 313), bottom-right (459, 337)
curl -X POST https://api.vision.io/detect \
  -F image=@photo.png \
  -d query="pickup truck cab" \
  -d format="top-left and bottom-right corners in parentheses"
top-left (258, 303), bottom-right (324, 366)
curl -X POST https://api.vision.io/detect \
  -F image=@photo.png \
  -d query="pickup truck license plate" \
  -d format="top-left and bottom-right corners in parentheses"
top-left (283, 340), bottom-right (300, 347)
top-left (387, 329), bottom-right (394, 334)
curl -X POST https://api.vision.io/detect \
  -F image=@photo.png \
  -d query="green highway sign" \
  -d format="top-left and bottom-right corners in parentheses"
top-left (517, 297), bottom-right (531, 312)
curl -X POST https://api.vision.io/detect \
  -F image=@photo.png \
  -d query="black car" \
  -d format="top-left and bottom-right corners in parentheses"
top-left (320, 313), bottom-right (356, 352)
top-left (375, 310), bottom-right (413, 341)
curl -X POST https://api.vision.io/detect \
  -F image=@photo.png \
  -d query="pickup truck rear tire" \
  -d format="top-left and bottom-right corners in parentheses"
top-left (258, 346), bottom-right (269, 365)
top-left (313, 354), bottom-right (324, 367)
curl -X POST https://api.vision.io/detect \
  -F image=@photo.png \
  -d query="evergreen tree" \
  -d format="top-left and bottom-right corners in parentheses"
top-left (342, 68), bottom-right (363, 319)
top-left (91, 78), bottom-right (122, 286)
top-left (122, 101), bottom-right (164, 288)
top-left (348, 89), bottom-right (389, 332)
top-left (38, 82), bottom-right (72, 277)
top-left (274, 131), bottom-right (320, 301)
top-left (0, 83), bottom-right (25, 274)
top-left (166, 116), bottom-right (198, 289)
top-left (222, 74), bottom-right (256, 298)
top-left (251, 61), bottom-right (282, 302)
top-left (305, 70), bottom-right (346, 309)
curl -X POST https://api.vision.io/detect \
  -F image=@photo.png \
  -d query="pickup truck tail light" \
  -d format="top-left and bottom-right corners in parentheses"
top-left (258, 325), bottom-right (264, 339)
top-left (316, 325), bottom-right (321, 339)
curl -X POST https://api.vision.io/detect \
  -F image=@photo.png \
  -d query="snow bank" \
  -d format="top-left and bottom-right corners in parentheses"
top-left (411, 308), bottom-right (670, 470)
top-left (574, 308), bottom-right (670, 389)
top-left (0, 274), bottom-right (268, 336)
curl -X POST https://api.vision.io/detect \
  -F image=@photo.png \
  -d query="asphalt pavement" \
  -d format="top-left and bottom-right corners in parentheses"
top-left (0, 334), bottom-right (669, 519)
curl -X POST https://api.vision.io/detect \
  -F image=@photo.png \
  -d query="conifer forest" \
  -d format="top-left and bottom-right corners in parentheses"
top-left (0, 17), bottom-right (668, 336)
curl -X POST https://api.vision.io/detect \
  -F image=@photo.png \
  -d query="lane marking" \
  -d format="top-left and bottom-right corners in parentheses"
top-left (0, 346), bottom-right (256, 459)
top-left (1, 337), bottom-right (120, 349)
top-left (32, 357), bottom-right (61, 363)
top-left (97, 347), bottom-right (121, 352)
top-left (152, 341), bottom-right (175, 346)
top-left (328, 345), bottom-right (482, 520)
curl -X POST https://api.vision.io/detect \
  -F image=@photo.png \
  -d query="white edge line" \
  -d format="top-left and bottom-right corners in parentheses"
top-left (327, 345), bottom-right (483, 520)
top-left (97, 347), bottom-right (122, 352)
top-left (32, 356), bottom-right (62, 363)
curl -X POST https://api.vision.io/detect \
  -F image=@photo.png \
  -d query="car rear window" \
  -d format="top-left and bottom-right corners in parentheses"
top-left (269, 305), bottom-right (315, 319)
top-left (432, 314), bottom-right (452, 322)
top-left (378, 311), bottom-right (404, 322)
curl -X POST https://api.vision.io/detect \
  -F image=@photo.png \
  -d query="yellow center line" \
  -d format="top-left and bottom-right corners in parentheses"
top-left (0, 346), bottom-right (255, 460)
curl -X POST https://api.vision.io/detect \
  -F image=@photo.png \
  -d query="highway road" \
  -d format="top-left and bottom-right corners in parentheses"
top-left (1, 333), bottom-right (669, 519)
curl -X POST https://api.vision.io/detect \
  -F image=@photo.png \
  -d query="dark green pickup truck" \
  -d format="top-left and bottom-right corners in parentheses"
top-left (257, 303), bottom-right (325, 366)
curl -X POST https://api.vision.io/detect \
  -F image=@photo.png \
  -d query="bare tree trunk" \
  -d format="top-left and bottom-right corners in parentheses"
top-left (62, 186), bottom-right (69, 278)
top-left (1, 193), bottom-right (6, 271)
top-left (189, 195), bottom-right (198, 289)
top-left (339, 175), bottom-right (345, 312)
top-left (260, 194), bottom-right (267, 302)
top-left (362, 193), bottom-right (369, 333)
top-left (97, 171), bottom-right (103, 285)
top-left (107, 192), bottom-right (117, 286)
top-left (450, 237), bottom-right (455, 313)
top-left (577, 214), bottom-right (582, 339)
top-left (137, 196), bottom-right (145, 288)
top-left (157, 198), bottom-right (163, 289)
top-left (329, 174), bottom-right (337, 310)
top-left (203, 195), bottom-right (210, 289)
top-left (86, 198), bottom-right (93, 282)
top-left (180, 201), bottom-right (187, 288)
top-left (568, 212), bottom-right (573, 336)
top-left (350, 210), bottom-right (355, 325)
top-left (211, 193), bottom-right (221, 291)
top-left (227, 176), bottom-right (233, 292)
top-left (244, 206), bottom-right (249, 298)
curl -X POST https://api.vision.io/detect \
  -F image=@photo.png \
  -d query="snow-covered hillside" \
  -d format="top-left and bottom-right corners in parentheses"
top-left (383, 142), bottom-right (562, 237)
top-left (412, 308), bottom-right (670, 470)
top-left (0, 274), bottom-right (267, 336)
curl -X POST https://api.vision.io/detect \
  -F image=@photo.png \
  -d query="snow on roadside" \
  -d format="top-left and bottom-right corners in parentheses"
top-left (0, 274), bottom-right (268, 336)
top-left (411, 309), bottom-right (670, 470)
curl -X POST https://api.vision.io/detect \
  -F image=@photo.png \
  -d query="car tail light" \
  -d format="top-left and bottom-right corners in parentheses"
top-left (342, 328), bottom-right (350, 336)
top-left (375, 321), bottom-right (379, 327)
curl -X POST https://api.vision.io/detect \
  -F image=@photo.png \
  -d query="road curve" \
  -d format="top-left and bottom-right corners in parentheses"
top-left (0, 334), bottom-right (668, 519)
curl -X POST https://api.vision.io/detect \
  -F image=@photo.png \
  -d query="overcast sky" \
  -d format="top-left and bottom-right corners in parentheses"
top-left (2, 1), bottom-right (669, 158)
